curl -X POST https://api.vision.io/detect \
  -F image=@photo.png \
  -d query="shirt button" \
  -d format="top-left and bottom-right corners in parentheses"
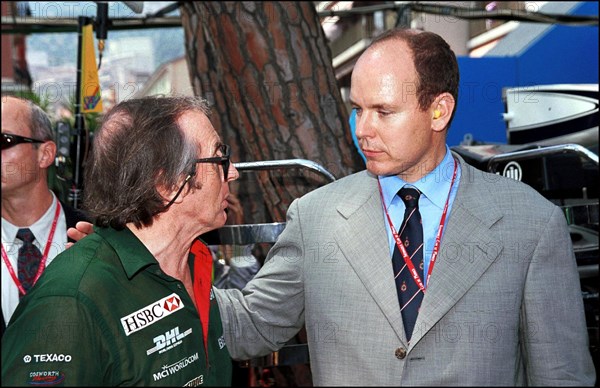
top-left (395, 347), bottom-right (407, 359)
top-left (177, 284), bottom-right (182, 289)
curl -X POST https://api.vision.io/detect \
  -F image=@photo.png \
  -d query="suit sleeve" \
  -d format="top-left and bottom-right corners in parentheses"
top-left (215, 199), bottom-right (306, 360)
top-left (521, 206), bottom-right (595, 385)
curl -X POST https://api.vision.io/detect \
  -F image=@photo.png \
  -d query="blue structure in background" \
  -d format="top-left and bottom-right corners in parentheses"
top-left (449, 1), bottom-right (598, 146)
top-left (348, 1), bottom-right (598, 149)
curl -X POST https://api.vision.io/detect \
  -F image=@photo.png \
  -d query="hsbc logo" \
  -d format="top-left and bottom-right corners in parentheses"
top-left (120, 293), bottom-right (184, 336)
top-left (164, 296), bottom-right (181, 312)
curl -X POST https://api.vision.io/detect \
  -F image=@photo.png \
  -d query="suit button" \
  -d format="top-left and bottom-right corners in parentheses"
top-left (395, 347), bottom-right (406, 359)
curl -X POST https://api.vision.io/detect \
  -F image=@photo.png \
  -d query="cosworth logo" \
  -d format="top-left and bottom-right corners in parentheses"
top-left (120, 294), bottom-right (184, 336)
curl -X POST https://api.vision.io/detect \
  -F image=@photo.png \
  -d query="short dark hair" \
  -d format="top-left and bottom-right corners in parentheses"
top-left (83, 95), bottom-right (211, 230)
top-left (370, 28), bottom-right (460, 129)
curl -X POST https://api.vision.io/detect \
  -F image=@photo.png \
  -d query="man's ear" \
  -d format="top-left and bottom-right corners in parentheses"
top-left (431, 93), bottom-right (456, 133)
top-left (158, 172), bottom-right (192, 206)
top-left (37, 141), bottom-right (57, 169)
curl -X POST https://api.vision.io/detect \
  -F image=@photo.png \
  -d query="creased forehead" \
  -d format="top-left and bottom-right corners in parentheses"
top-left (2, 96), bottom-right (31, 119)
top-left (1, 97), bottom-right (32, 135)
top-left (351, 40), bottom-right (418, 98)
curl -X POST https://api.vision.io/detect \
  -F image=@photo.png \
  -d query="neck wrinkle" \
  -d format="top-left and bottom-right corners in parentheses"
top-left (2, 188), bottom-right (54, 227)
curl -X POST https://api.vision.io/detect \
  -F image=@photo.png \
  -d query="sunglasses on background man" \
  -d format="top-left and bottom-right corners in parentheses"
top-left (1, 133), bottom-right (45, 150)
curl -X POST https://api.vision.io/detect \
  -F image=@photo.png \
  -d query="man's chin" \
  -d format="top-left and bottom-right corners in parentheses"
top-left (365, 161), bottom-right (396, 177)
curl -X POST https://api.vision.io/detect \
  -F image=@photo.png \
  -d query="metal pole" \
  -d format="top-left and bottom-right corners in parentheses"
top-left (71, 16), bottom-right (91, 209)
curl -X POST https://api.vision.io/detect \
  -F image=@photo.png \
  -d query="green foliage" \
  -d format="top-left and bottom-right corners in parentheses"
top-left (11, 90), bottom-right (50, 111)
top-left (64, 93), bottom-right (102, 135)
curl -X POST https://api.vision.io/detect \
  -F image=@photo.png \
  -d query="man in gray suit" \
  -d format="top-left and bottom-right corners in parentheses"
top-left (215, 28), bottom-right (595, 385)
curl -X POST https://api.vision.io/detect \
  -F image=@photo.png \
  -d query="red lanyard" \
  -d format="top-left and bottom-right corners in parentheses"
top-left (1, 201), bottom-right (62, 296)
top-left (378, 158), bottom-right (458, 291)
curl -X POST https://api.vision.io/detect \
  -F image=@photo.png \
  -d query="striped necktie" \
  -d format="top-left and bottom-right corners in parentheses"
top-left (391, 187), bottom-right (424, 341)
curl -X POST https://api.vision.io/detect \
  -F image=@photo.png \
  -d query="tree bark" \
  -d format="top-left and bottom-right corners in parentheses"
top-left (181, 1), bottom-right (364, 223)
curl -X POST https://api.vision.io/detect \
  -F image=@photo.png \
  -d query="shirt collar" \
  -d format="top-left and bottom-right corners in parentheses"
top-left (1, 219), bottom-right (19, 246)
top-left (1, 191), bottom-right (58, 245)
top-left (95, 226), bottom-right (158, 279)
top-left (29, 192), bottom-right (58, 246)
top-left (379, 146), bottom-right (455, 210)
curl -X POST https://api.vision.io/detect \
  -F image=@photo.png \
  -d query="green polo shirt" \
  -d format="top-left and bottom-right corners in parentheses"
top-left (1, 227), bottom-right (232, 386)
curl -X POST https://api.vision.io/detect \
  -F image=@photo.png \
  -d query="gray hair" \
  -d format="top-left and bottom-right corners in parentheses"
top-left (27, 100), bottom-right (54, 142)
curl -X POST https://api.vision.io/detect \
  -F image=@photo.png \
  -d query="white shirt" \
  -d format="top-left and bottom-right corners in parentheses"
top-left (1, 192), bottom-right (68, 325)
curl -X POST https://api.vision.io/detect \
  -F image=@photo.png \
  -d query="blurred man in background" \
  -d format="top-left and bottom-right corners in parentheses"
top-left (1, 95), bottom-right (87, 337)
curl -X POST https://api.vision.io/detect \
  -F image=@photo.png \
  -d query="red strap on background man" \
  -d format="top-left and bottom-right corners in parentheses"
top-left (190, 239), bottom-right (213, 360)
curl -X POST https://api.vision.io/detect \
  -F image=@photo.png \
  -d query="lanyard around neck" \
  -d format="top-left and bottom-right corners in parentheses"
top-left (378, 158), bottom-right (458, 291)
top-left (1, 201), bottom-right (62, 296)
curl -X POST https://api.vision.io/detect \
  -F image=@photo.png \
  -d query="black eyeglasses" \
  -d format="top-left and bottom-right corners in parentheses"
top-left (192, 144), bottom-right (231, 182)
top-left (1, 133), bottom-right (45, 150)
top-left (165, 144), bottom-right (231, 208)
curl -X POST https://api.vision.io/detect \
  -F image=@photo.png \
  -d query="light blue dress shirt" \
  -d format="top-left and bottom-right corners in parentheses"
top-left (378, 146), bottom-right (461, 287)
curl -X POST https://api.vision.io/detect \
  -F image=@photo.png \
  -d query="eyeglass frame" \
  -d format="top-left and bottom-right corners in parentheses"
top-left (164, 144), bottom-right (231, 208)
top-left (191, 144), bottom-right (231, 182)
top-left (1, 133), bottom-right (45, 150)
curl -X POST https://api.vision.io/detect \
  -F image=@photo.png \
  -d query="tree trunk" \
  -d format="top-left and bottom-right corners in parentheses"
top-left (181, 1), bottom-right (364, 223)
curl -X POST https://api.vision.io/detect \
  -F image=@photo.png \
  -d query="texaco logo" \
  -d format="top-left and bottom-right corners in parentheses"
top-left (502, 161), bottom-right (522, 181)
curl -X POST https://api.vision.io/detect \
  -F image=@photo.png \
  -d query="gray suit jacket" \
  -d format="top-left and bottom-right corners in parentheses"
top-left (216, 155), bottom-right (595, 386)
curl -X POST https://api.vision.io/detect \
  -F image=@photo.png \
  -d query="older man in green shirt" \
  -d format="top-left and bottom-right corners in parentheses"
top-left (1, 96), bottom-right (238, 386)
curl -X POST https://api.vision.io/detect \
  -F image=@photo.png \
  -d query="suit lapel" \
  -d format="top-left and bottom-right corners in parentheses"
top-left (409, 158), bottom-right (504, 348)
top-left (334, 172), bottom-right (408, 345)
top-left (331, 161), bottom-right (506, 348)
